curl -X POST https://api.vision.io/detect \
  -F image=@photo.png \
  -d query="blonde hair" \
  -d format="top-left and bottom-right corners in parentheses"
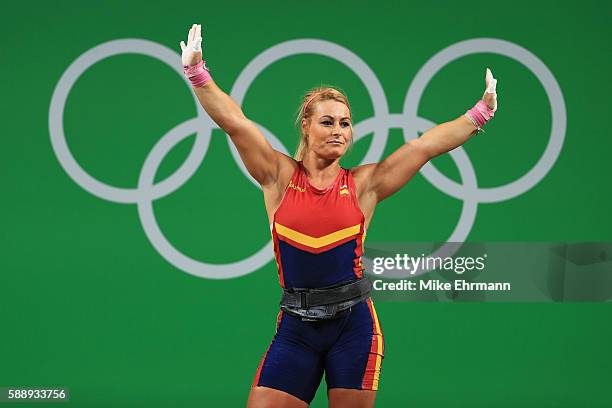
top-left (294, 86), bottom-right (352, 161)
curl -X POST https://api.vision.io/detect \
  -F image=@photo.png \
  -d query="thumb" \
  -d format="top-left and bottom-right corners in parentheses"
top-left (180, 41), bottom-right (186, 51)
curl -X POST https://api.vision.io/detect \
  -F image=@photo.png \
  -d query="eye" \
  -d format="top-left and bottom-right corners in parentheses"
top-left (321, 120), bottom-right (332, 125)
top-left (341, 122), bottom-right (351, 128)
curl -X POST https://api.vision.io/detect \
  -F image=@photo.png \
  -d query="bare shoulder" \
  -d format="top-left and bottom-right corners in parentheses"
top-left (350, 163), bottom-right (377, 192)
top-left (259, 151), bottom-right (297, 195)
top-left (275, 151), bottom-right (298, 184)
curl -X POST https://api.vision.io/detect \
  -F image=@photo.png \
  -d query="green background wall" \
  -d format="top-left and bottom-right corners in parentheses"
top-left (1, 0), bottom-right (611, 406)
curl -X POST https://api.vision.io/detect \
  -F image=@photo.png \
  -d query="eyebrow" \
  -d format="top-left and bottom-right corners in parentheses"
top-left (319, 115), bottom-right (351, 121)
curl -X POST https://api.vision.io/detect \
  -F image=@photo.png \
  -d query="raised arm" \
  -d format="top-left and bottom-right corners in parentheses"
top-left (355, 68), bottom-right (498, 204)
top-left (180, 24), bottom-right (285, 186)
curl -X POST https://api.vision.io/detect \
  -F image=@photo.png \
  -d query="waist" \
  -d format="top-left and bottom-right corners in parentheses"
top-left (275, 238), bottom-right (364, 288)
top-left (280, 278), bottom-right (372, 320)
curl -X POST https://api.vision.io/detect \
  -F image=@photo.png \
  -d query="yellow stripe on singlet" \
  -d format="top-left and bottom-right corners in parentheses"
top-left (274, 222), bottom-right (361, 249)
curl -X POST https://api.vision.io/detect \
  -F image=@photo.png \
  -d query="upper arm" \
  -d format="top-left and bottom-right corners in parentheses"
top-left (354, 139), bottom-right (430, 203)
top-left (192, 82), bottom-right (288, 187)
top-left (228, 119), bottom-right (285, 187)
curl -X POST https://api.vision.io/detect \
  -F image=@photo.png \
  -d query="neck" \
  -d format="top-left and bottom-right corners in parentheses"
top-left (302, 151), bottom-right (341, 178)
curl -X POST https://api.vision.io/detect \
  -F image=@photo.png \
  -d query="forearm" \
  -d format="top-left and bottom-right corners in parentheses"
top-left (367, 69), bottom-right (498, 201)
top-left (192, 81), bottom-right (248, 135)
top-left (417, 115), bottom-right (478, 159)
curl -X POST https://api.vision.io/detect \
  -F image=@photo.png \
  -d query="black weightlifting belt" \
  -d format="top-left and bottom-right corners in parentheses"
top-left (280, 278), bottom-right (372, 321)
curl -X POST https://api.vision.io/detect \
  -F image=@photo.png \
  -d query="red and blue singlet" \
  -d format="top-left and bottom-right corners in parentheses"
top-left (272, 161), bottom-right (366, 288)
top-left (252, 162), bottom-right (385, 404)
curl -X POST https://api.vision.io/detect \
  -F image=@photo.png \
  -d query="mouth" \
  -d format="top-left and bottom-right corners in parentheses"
top-left (327, 140), bottom-right (344, 145)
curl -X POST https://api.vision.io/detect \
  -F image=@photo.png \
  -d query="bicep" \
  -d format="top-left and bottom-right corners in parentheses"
top-left (193, 82), bottom-right (282, 186)
top-left (369, 139), bottom-right (430, 202)
top-left (228, 119), bottom-right (282, 186)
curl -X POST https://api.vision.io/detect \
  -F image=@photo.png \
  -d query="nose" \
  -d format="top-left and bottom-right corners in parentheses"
top-left (332, 122), bottom-right (341, 136)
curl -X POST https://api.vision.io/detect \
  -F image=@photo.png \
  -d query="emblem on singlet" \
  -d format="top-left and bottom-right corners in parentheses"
top-left (288, 181), bottom-right (306, 193)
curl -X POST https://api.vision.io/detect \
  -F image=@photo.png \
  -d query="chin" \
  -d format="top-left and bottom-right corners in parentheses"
top-left (322, 147), bottom-right (346, 160)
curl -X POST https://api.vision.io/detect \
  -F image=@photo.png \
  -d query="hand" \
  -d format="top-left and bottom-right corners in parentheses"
top-left (482, 67), bottom-right (498, 111)
top-left (180, 24), bottom-right (203, 67)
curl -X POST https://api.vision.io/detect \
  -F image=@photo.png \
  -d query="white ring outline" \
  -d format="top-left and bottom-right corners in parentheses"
top-left (403, 38), bottom-right (566, 203)
top-left (48, 37), bottom-right (566, 279)
top-left (228, 39), bottom-right (390, 188)
top-left (49, 39), bottom-right (214, 204)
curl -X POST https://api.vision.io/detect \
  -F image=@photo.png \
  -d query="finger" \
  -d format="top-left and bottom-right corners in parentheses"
top-left (193, 37), bottom-right (202, 52)
top-left (486, 78), bottom-right (497, 94)
top-left (193, 24), bottom-right (202, 52)
top-left (188, 24), bottom-right (195, 42)
top-left (485, 68), bottom-right (497, 94)
top-left (180, 41), bottom-right (186, 51)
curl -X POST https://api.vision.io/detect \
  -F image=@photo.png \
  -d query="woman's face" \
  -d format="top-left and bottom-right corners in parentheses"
top-left (303, 100), bottom-right (352, 160)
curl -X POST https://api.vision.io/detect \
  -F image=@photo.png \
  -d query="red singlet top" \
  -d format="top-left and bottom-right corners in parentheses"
top-left (271, 162), bottom-right (366, 289)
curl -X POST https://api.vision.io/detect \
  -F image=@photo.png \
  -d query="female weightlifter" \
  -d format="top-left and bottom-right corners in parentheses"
top-left (179, 23), bottom-right (498, 408)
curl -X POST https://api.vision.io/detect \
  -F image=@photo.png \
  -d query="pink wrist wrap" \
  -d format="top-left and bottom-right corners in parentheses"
top-left (465, 100), bottom-right (495, 129)
top-left (183, 60), bottom-right (212, 88)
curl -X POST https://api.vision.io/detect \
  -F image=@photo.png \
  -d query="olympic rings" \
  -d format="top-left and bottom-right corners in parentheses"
top-left (49, 37), bottom-right (566, 279)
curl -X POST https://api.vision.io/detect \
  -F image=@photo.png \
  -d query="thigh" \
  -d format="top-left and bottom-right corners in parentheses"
top-left (251, 311), bottom-right (324, 405)
top-left (327, 388), bottom-right (377, 408)
top-left (324, 299), bottom-right (384, 392)
top-left (247, 386), bottom-right (308, 408)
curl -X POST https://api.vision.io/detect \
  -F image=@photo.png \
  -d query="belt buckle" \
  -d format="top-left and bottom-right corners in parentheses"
top-left (289, 287), bottom-right (309, 308)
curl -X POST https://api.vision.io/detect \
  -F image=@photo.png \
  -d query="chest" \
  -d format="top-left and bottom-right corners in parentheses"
top-left (274, 187), bottom-right (363, 237)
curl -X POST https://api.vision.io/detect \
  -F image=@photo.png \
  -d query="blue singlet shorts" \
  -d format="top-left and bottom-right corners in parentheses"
top-left (251, 298), bottom-right (384, 404)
